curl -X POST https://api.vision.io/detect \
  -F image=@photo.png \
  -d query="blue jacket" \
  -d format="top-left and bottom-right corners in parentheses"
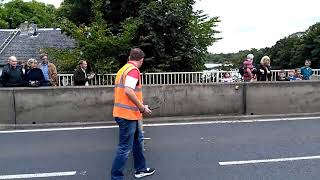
top-left (288, 76), bottom-right (300, 81)
top-left (300, 66), bottom-right (313, 80)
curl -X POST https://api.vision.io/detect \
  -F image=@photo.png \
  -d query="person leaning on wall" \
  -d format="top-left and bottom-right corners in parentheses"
top-left (39, 54), bottom-right (58, 86)
top-left (73, 60), bottom-right (95, 86)
top-left (256, 56), bottom-right (272, 81)
top-left (0, 56), bottom-right (25, 87)
top-left (25, 59), bottom-right (46, 87)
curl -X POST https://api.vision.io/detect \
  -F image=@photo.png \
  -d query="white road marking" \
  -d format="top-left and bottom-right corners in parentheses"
top-left (0, 125), bottom-right (119, 133)
top-left (0, 171), bottom-right (77, 179)
top-left (219, 155), bottom-right (320, 166)
top-left (0, 116), bottom-right (320, 134)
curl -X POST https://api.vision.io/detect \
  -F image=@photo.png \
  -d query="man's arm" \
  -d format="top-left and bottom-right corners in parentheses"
top-left (0, 69), bottom-right (9, 86)
top-left (124, 87), bottom-right (152, 115)
top-left (0, 71), bottom-right (4, 86)
top-left (125, 87), bottom-right (144, 111)
top-left (124, 68), bottom-right (152, 115)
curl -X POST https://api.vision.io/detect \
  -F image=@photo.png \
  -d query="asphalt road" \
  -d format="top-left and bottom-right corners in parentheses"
top-left (1, 117), bottom-right (320, 180)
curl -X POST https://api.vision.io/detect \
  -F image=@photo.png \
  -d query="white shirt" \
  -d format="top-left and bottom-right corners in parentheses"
top-left (81, 68), bottom-right (89, 86)
top-left (125, 76), bottom-right (138, 89)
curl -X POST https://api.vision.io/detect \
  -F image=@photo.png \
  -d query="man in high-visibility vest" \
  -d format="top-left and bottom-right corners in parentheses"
top-left (111, 48), bottom-right (155, 180)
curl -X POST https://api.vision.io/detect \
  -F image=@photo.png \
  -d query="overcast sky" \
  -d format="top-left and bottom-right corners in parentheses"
top-left (195, 0), bottom-right (320, 53)
top-left (3, 0), bottom-right (320, 53)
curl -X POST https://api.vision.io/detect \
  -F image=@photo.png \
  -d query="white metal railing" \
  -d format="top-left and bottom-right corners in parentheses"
top-left (57, 69), bottom-right (320, 86)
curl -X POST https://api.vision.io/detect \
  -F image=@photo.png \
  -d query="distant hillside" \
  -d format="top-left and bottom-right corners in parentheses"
top-left (207, 22), bottom-right (320, 69)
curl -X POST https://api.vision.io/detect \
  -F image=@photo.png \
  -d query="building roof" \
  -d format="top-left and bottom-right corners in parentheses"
top-left (0, 28), bottom-right (76, 65)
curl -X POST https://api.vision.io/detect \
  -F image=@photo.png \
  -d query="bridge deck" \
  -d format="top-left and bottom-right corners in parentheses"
top-left (0, 116), bottom-right (319, 180)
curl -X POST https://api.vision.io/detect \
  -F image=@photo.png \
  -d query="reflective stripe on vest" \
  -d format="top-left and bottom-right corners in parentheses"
top-left (114, 103), bottom-right (140, 112)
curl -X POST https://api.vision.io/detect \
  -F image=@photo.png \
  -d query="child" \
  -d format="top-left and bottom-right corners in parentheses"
top-left (300, 60), bottom-right (313, 80)
top-left (222, 72), bottom-right (234, 83)
top-left (294, 68), bottom-right (303, 80)
top-left (288, 70), bottom-right (301, 81)
top-left (276, 70), bottom-right (288, 81)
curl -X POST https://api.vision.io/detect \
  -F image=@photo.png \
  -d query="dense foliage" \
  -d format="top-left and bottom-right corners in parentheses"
top-left (56, 0), bottom-right (221, 73)
top-left (0, 0), bottom-right (57, 29)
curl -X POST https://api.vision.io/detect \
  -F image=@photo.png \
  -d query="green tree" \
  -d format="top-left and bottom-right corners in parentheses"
top-left (58, 0), bottom-right (141, 73)
top-left (57, 0), bottom-right (93, 26)
top-left (57, 0), bottom-right (220, 73)
top-left (268, 33), bottom-right (304, 68)
top-left (133, 0), bottom-right (220, 72)
top-left (0, 0), bottom-right (57, 29)
top-left (303, 22), bottom-right (320, 67)
top-left (0, 0), bottom-right (9, 28)
top-left (42, 48), bottom-right (82, 73)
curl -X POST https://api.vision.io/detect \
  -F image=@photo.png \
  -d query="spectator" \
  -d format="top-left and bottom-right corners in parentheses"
top-left (39, 54), bottom-right (58, 86)
top-left (20, 60), bottom-right (30, 75)
top-left (243, 54), bottom-right (256, 82)
top-left (276, 70), bottom-right (289, 81)
top-left (0, 59), bottom-right (10, 87)
top-left (294, 68), bottom-right (303, 80)
top-left (26, 59), bottom-right (45, 87)
top-left (0, 56), bottom-right (25, 87)
top-left (288, 70), bottom-right (301, 81)
top-left (222, 72), bottom-right (234, 83)
top-left (256, 56), bottom-right (272, 81)
top-left (2, 59), bottom-right (10, 74)
top-left (300, 59), bottom-right (313, 80)
top-left (73, 60), bottom-right (95, 86)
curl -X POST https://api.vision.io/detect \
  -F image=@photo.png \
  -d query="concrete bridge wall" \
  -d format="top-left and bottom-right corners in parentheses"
top-left (0, 81), bottom-right (319, 126)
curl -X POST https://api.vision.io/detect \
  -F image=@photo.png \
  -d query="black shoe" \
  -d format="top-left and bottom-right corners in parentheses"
top-left (134, 168), bottom-right (155, 178)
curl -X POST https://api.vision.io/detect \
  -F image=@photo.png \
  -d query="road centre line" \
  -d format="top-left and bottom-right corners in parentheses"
top-left (1, 116), bottom-right (320, 134)
top-left (219, 155), bottom-right (320, 166)
top-left (0, 171), bottom-right (77, 179)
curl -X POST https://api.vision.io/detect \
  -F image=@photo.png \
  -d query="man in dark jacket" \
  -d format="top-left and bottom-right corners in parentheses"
top-left (0, 56), bottom-right (25, 87)
top-left (0, 61), bottom-right (10, 86)
top-left (73, 60), bottom-right (94, 86)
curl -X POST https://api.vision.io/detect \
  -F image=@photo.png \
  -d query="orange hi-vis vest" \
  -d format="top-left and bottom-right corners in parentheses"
top-left (113, 63), bottom-right (143, 120)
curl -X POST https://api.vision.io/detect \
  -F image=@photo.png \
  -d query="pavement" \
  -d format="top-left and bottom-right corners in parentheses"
top-left (1, 116), bottom-right (320, 179)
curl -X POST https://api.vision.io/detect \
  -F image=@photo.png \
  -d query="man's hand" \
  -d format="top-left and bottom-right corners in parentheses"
top-left (125, 87), bottom-right (152, 116)
top-left (88, 73), bottom-right (95, 79)
top-left (141, 105), bottom-right (152, 116)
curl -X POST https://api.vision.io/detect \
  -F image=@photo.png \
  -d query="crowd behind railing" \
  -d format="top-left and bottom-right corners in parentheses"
top-left (1, 54), bottom-right (319, 87)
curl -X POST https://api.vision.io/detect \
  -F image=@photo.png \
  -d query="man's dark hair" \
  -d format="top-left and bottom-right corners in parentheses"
top-left (129, 48), bottom-right (145, 61)
top-left (40, 53), bottom-right (48, 59)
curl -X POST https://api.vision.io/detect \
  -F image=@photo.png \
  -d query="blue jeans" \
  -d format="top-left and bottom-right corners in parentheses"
top-left (111, 117), bottom-right (146, 180)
